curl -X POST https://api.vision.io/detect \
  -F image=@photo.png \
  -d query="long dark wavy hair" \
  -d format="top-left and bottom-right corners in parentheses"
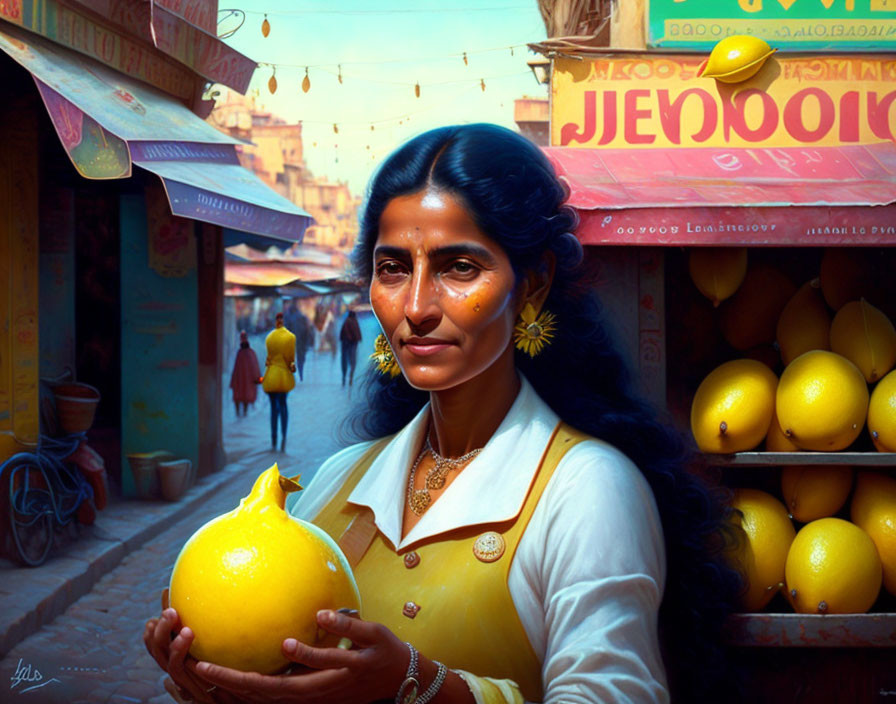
top-left (344, 123), bottom-right (743, 702)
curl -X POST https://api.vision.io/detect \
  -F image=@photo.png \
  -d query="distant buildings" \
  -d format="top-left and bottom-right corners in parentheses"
top-left (209, 89), bottom-right (362, 251)
top-left (514, 95), bottom-right (549, 146)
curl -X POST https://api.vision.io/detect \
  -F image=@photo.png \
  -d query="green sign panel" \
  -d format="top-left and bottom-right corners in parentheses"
top-left (648, 0), bottom-right (896, 50)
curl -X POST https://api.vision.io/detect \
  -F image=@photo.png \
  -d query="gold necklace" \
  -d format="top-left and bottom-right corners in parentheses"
top-left (406, 436), bottom-right (484, 516)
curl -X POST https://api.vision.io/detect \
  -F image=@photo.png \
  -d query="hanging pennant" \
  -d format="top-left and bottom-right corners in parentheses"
top-left (480, 78), bottom-right (486, 91)
top-left (338, 65), bottom-right (343, 84)
top-left (261, 14), bottom-right (270, 37)
top-left (268, 67), bottom-right (277, 94)
top-left (463, 52), bottom-right (468, 66)
top-left (333, 124), bottom-right (339, 134)
top-left (370, 125), bottom-right (375, 131)
top-left (302, 68), bottom-right (311, 93)
top-left (414, 82), bottom-right (420, 98)
top-left (510, 46), bottom-right (514, 56)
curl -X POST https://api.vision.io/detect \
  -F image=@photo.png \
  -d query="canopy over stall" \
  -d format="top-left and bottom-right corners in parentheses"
top-left (0, 21), bottom-right (312, 243)
top-left (545, 142), bottom-right (896, 246)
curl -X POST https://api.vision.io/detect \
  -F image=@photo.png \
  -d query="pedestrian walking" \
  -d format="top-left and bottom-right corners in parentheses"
top-left (294, 309), bottom-right (313, 382)
top-left (228, 330), bottom-right (261, 417)
top-left (261, 312), bottom-right (296, 451)
top-left (339, 310), bottom-right (362, 387)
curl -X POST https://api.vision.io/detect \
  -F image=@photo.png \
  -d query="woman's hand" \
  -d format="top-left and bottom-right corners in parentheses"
top-left (193, 609), bottom-right (408, 704)
top-left (142, 589), bottom-right (240, 704)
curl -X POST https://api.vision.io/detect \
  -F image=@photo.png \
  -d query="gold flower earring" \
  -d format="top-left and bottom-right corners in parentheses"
top-left (371, 334), bottom-right (402, 377)
top-left (513, 303), bottom-right (556, 357)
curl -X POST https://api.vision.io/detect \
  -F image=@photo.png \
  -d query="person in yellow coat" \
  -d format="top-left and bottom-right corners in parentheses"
top-left (262, 312), bottom-right (296, 451)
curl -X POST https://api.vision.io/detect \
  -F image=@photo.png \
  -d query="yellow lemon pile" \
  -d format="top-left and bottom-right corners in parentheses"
top-left (785, 518), bottom-right (882, 614)
top-left (776, 350), bottom-right (869, 452)
top-left (169, 465), bottom-right (361, 673)
top-left (688, 247), bottom-right (748, 308)
top-left (729, 489), bottom-right (795, 611)
top-left (690, 359), bottom-right (777, 453)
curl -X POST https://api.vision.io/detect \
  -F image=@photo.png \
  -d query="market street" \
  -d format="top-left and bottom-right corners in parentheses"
top-left (0, 315), bottom-right (380, 704)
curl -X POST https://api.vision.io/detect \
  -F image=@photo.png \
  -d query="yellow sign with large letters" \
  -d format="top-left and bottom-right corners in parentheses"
top-left (551, 54), bottom-right (896, 149)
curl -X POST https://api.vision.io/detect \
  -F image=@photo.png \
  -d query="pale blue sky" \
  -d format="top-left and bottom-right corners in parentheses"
top-left (220, 1), bottom-right (548, 194)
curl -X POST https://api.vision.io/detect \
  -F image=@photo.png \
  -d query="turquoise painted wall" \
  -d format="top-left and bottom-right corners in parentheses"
top-left (119, 193), bottom-right (198, 497)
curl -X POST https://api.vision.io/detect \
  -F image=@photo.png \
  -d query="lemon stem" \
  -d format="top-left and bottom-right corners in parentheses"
top-left (243, 464), bottom-right (302, 511)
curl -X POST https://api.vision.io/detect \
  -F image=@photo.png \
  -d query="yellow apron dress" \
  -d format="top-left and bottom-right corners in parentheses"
top-left (313, 422), bottom-right (589, 702)
top-left (262, 326), bottom-right (296, 393)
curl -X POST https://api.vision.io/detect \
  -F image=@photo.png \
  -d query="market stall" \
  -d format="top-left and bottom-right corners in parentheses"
top-left (541, 47), bottom-right (896, 702)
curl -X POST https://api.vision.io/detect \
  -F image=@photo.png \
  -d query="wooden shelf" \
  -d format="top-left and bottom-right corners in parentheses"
top-left (703, 452), bottom-right (896, 467)
top-left (724, 613), bottom-right (896, 648)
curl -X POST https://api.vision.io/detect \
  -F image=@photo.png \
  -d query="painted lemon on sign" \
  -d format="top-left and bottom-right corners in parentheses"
top-left (729, 488), bottom-right (796, 611)
top-left (851, 471), bottom-right (896, 597)
top-left (785, 517), bottom-right (882, 614)
top-left (776, 350), bottom-right (869, 451)
top-left (169, 465), bottom-right (361, 674)
top-left (700, 35), bottom-right (777, 84)
top-left (690, 359), bottom-right (778, 453)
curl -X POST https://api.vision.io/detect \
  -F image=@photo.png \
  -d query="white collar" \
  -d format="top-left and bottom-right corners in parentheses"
top-left (347, 375), bottom-right (560, 551)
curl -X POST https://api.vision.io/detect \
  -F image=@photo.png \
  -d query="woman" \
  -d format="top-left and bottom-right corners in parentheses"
top-left (229, 330), bottom-right (261, 417)
top-left (145, 124), bottom-right (741, 703)
top-left (262, 312), bottom-right (296, 451)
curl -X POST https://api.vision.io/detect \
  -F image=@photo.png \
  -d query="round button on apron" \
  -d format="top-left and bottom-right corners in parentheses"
top-left (472, 531), bottom-right (505, 562)
top-left (403, 551), bottom-right (420, 568)
top-left (402, 601), bottom-right (421, 618)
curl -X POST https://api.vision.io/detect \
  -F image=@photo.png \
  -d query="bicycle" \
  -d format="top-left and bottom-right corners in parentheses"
top-left (3, 432), bottom-right (96, 567)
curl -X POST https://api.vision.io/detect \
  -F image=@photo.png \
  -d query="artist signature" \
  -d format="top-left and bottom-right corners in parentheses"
top-left (9, 659), bottom-right (60, 694)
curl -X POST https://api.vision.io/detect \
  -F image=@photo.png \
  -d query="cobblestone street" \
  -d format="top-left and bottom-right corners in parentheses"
top-left (1, 318), bottom-right (379, 704)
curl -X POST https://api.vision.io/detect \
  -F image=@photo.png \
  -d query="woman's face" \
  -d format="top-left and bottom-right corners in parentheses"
top-left (370, 189), bottom-right (521, 391)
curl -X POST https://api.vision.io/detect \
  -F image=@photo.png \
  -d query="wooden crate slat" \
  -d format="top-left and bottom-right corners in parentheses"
top-left (704, 452), bottom-right (896, 467)
top-left (725, 613), bottom-right (896, 648)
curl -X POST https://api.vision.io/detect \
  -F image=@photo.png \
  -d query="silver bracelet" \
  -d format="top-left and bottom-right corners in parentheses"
top-left (395, 642), bottom-right (420, 704)
top-left (416, 660), bottom-right (447, 704)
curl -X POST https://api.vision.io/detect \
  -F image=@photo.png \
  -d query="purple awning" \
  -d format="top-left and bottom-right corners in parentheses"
top-left (0, 21), bottom-right (311, 243)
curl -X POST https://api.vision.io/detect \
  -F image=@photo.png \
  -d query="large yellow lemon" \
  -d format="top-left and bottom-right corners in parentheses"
top-left (688, 247), bottom-right (748, 307)
top-left (780, 465), bottom-right (854, 523)
top-left (729, 488), bottom-right (796, 611)
top-left (719, 264), bottom-right (796, 351)
top-left (691, 359), bottom-right (778, 453)
top-left (868, 369), bottom-right (896, 452)
top-left (785, 517), bottom-right (882, 614)
top-left (169, 465), bottom-right (361, 673)
top-left (700, 35), bottom-right (777, 84)
top-left (776, 350), bottom-right (869, 451)
top-left (851, 471), bottom-right (896, 597)
top-left (830, 299), bottom-right (896, 383)
top-left (776, 279), bottom-right (831, 366)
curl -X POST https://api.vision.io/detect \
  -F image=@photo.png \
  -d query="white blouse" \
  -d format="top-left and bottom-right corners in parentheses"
top-left (288, 376), bottom-right (669, 704)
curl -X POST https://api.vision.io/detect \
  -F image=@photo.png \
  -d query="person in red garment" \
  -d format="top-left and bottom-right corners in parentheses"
top-left (228, 330), bottom-right (261, 417)
top-left (145, 124), bottom-right (742, 704)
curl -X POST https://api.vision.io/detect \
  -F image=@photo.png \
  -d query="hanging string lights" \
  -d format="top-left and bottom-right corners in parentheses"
top-left (261, 13), bottom-right (270, 37)
top-left (414, 82), bottom-right (420, 98)
top-left (268, 66), bottom-right (277, 94)
top-left (302, 67), bottom-right (311, 93)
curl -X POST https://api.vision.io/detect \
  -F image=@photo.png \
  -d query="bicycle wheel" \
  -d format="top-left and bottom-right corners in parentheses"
top-left (8, 462), bottom-right (55, 567)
